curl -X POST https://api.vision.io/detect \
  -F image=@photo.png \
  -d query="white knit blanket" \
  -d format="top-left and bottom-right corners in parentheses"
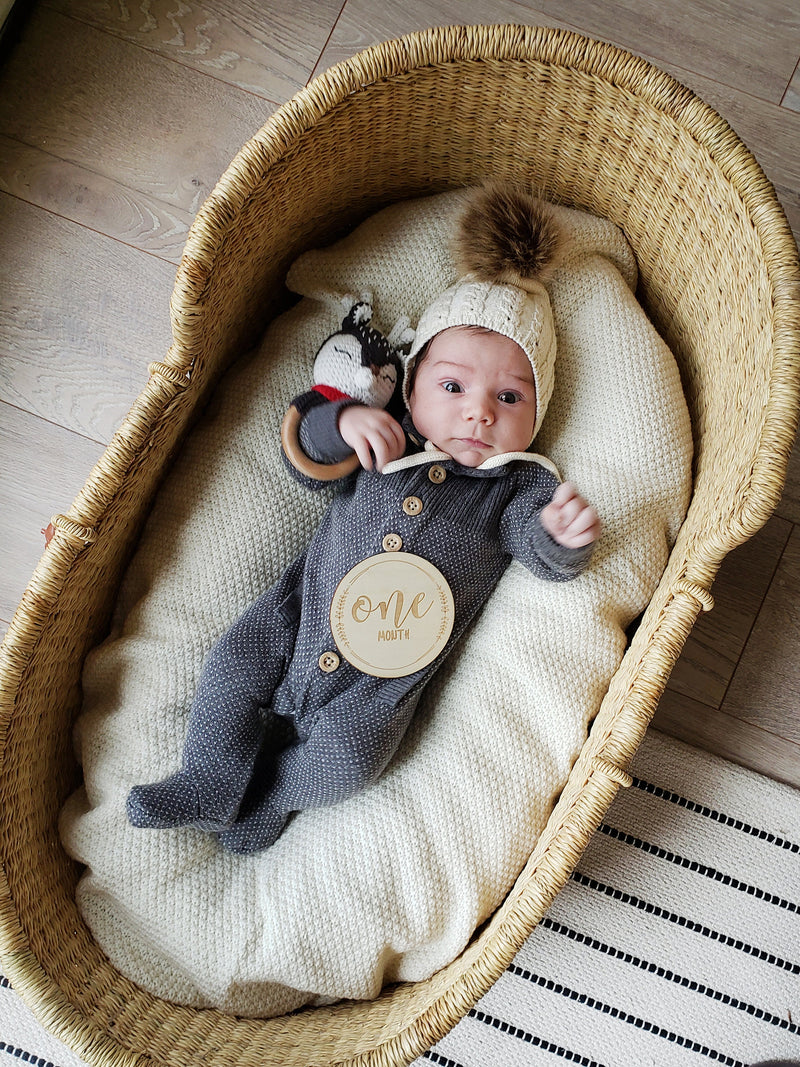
top-left (60, 191), bottom-right (692, 1017)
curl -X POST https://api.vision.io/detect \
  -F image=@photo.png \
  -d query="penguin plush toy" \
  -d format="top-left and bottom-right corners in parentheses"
top-left (281, 295), bottom-right (413, 480)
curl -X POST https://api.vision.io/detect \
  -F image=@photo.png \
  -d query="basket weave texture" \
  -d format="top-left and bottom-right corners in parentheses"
top-left (1, 23), bottom-right (798, 1067)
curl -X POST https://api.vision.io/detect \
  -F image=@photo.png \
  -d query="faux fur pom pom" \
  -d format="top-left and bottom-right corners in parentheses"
top-left (453, 183), bottom-right (563, 291)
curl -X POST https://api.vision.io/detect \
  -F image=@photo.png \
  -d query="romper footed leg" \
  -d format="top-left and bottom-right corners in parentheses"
top-left (127, 771), bottom-right (209, 830)
top-left (127, 568), bottom-right (302, 833)
top-left (218, 692), bottom-right (418, 854)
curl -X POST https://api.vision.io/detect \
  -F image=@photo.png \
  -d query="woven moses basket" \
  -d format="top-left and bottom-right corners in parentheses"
top-left (2, 23), bottom-right (799, 1067)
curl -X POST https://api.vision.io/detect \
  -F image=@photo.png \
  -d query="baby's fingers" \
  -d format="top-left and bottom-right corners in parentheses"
top-left (555, 494), bottom-right (584, 530)
top-left (369, 433), bottom-right (393, 472)
top-left (562, 506), bottom-right (600, 547)
top-left (542, 482), bottom-right (600, 548)
top-left (351, 436), bottom-right (376, 471)
top-left (370, 422), bottom-right (406, 471)
top-left (551, 480), bottom-right (580, 507)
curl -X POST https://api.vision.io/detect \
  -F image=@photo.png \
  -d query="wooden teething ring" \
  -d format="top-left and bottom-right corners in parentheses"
top-left (280, 405), bottom-right (361, 481)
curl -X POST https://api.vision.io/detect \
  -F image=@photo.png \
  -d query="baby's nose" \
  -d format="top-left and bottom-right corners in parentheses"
top-left (467, 394), bottom-right (494, 422)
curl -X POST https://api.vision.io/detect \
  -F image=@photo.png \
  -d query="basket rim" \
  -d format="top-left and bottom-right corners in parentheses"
top-left (1, 21), bottom-right (799, 1067)
top-left (173, 22), bottom-right (798, 331)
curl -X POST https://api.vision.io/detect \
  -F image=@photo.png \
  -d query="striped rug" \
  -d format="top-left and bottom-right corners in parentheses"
top-left (415, 730), bottom-right (800, 1067)
top-left (2, 730), bottom-right (799, 1067)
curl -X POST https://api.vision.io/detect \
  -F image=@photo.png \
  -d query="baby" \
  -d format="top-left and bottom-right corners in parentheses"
top-left (127, 186), bottom-right (600, 854)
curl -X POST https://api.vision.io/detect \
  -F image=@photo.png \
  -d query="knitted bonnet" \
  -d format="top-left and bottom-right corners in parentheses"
top-left (404, 184), bottom-right (564, 443)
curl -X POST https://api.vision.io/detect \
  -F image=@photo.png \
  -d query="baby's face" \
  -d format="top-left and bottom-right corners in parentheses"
top-left (408, 327), bottom-right (537, 466)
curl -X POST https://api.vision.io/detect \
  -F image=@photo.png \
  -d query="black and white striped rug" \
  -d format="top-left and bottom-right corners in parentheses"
top-left (2, 730), bottom-right (798, 1067)
top-left (416, 730), bottom-right (800, 1067)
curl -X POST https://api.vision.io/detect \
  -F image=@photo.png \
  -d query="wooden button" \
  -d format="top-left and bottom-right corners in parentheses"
top-left (382, 532), bottom-right (403, 551)
top-left (318, 651), bottom-right (340, 673)
top-left (402, 495), bottom-right (423, 515)
top-left (428, 465), bottom-right (446, 483)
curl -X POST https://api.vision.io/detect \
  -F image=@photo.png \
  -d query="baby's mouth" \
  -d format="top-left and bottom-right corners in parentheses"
top-left (459, 437), bottom-right (490, 449)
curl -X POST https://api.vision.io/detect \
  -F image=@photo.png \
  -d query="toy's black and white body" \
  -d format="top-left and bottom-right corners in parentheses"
top-left (311, 297), bottom-right (406, 409)
top-left (281, 296), bottom-right (412, 480)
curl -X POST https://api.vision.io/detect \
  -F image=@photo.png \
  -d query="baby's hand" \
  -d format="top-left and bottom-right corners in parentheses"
top-left (540, 481), bottom-right (600, 549)
top-left (339, 405), bottom-right (406, 472)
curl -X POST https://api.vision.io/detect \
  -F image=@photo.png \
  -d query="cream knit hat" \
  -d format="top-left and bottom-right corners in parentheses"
top-left (403, 274), bottom-right (556, 442)
top-left (403, 184), bottom-right (563, 444)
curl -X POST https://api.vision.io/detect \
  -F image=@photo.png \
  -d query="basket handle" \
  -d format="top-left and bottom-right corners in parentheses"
top-left (673, 579), bottom-right (715, 613)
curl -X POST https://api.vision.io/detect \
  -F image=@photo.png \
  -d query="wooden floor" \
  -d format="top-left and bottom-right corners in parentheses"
top-left (1, 0), bottom-right (798, 786)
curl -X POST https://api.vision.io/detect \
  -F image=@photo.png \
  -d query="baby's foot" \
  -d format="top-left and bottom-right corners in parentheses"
top-left (216, 803), bottom-right (289, 854)
top-left (126, 772), bottom-right (235, 832)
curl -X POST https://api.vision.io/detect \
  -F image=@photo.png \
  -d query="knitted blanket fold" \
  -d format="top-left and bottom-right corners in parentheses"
top-left (59, 190), bottom-right (693, 1017)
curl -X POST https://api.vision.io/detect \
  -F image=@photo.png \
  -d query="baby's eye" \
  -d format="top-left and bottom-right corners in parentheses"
top-left (443, 381), bottom-right (463, 393)
top-left (498, 391), bottom-right (522, 404)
